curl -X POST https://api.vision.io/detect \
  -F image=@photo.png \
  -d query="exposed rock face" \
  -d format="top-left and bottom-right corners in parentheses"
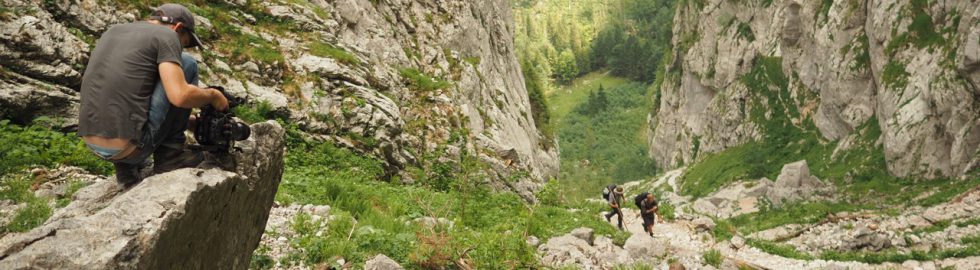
top-left (0, 121), bottom-right (285, 269)
top-left (650, 0), bottom-right (980, 179)
top-left (0, 0), bottom-right (558, 200)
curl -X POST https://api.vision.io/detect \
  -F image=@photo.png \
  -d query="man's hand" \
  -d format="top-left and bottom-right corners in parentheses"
top-left (208, 88), bottom-right (230, 111)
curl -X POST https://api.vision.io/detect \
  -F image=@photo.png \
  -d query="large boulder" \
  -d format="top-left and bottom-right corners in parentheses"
top-left (766, 161), bottom-right (835, 207)
top-left (623, 234), bottom-right (668, 260)
top-left (538, 227), bottom-right (637, 269)
top-left (0, 121), bottom-right (286, 269)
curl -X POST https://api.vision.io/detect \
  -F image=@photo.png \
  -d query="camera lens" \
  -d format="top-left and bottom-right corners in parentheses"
top-left (228, 122), bottom-right (251, 141)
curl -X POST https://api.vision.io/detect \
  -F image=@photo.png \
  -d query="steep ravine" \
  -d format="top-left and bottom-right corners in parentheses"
top-left (0, 0), bottom-right (558, 199)
top-left (648, 0), bottom-right (979, 179)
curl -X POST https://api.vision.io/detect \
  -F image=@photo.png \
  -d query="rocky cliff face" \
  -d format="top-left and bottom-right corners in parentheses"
top-left (0, 121), bottom-right (285, 269)
top-left (649, 0), bottom-right (979, 179)
top-left (0, 0), bottom-right (558, 198)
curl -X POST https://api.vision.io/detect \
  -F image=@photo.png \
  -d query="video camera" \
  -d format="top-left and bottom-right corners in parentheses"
top-left (193, 86), bottom-right (250, 153)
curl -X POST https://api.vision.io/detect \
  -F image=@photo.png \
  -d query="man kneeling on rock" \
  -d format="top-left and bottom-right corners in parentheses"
top-left (78, 3), bottom-right (228, 185)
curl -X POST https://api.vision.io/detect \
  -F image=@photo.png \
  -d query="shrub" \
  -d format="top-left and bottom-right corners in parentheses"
top-left (309, 41), bottom-right (360, 65)
top-left (703, 249), bottom-right (722, 267)
top-left (0, 119), bottom-right (112, 176)
top-left (399, 68), bottom-right (451, 92)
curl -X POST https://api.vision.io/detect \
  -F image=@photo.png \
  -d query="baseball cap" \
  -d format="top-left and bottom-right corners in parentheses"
top-left (153, 3), bottom-right (202, 48)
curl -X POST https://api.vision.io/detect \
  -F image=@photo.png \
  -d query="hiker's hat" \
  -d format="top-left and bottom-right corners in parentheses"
top-left (153, 3), bottom-right (202, 48)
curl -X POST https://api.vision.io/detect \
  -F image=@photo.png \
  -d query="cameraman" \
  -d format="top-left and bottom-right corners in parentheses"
top-left (78, 4), bottom-right (228, 185)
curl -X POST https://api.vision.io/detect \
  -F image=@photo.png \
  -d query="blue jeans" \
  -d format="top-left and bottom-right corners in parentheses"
top-left (111, 52), bottom-right (199, 165)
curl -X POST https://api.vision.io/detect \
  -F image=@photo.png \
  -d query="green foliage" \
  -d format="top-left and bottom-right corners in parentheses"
top-left (962, 234), bottom-right (980, 245)
top-left (275, 130), bottom-right (629, 268)
top-left (817, 0), bottom-right (834, 24)
top-left (55, 181), bottom-right (89, 208)
top-left (0, 119), bottom-right (112, 176)
top-left (819, 245), bottom-right (980, 264)
top-left (556, 76), bottom-right (657, 201)
top-left (747, 239), bottom-right (814, 260)
top-left (702, 249), bottom-right (723, 267)
top-left (553, 50), bottom-right (579, 84)
top-left (0, 174), bottom-right (53, 234)
top-left (591, 0), bottom-right (676, 82)
top-left (735, 22), bottom-right (755, 42)
top-left (398, 68), bottom-right (450, 92)
top-left (521, 56), bottom-right (554, 147)
top-left (729, 201), bottom-right (859, 235)
top-left (309, 41), bottom-right (360, 65)
top-left (713, 219), bottom-right (735, 241)
top-left (882, 59), bottom-right (910, 91)
top-left (514, 0), bottom-right (676, 83)
top-left (233, 101), bottom-right (277, 124)
top-left (4, 200), bottom-right (51, 233)
top-left (658, 199), bottom-right (676, 221)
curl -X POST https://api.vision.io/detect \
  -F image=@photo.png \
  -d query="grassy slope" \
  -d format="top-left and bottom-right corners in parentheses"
top-left (257, 123), bottom-right (629, 269)
top-left (547, 71), bottom-right (629, 125)
top-left (548, 72), bottom-right (657, 202)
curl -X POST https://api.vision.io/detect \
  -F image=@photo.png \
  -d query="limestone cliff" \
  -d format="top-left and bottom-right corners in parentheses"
top-left (0, 0), bottom-right (558, 198)
top-left (649, 0), bottom-right (979, 179)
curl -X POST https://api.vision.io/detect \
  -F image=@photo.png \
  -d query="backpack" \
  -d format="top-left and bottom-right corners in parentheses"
top-left (634, 192), bottom-right (649, 209)
top-left (602, 184), bottom-right (617, 200)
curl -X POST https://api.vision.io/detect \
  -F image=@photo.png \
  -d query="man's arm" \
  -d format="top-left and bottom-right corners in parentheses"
top-left (159, 62), bottom-right (228, 110)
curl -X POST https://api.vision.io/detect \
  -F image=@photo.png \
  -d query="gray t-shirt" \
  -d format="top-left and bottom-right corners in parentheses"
top-left (78, 22), bottom-right (183, 141)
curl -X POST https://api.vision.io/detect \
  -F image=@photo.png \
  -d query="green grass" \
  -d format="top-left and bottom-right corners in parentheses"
top-left (547, 71), bottom-right (629, 124)
top-left (882, 59), bottom-right (910, 91)
top-left (747, 239), bottom-right (814, 260)
top-left (819, 245), bottom-right (980, 264)
top-left (729, 201), bottom-right (861, 235)
top-left (0, 174), bottom-right (53, 234)
top-left (309, 41), bottom-right (360, 65)
top-left (398, 68), bottom-right (451, 92)
top-left (735, 22), bottom-right (755, 42)
top-left (713, 219), bottom-right (735, 241)
top-left (265, 125), bottom-right (630, 269)
top-left (962, 234), bottom-right (980, 245)
top-left (233, 100), bottom-right (277, 124)
top-left (703, 249), bottom-right (722, 267)
top-left (552, 73), bottom-right (657, 202)
top-left (55, 181), bottom-right (90, 208)
top-left (0, 119), bottom-right (112, 176)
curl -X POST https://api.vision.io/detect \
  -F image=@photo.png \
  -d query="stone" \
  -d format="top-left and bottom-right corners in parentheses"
top-left (527, 236), bottom-right (541, 247)
top-left (692, 216), bottom-right (716, 232)
top-left (767, 161), bottom-right (834, 207)
top-left (731, 235), bottom-right (746, 250)
top-left (364, 254), bottom-right (404, 270)
top-left (570, 227), bottom-right (595, 246)
top-left (623, 234), bottom-right (667, 260)
top-left (0, 121), bottom-right (286, 269)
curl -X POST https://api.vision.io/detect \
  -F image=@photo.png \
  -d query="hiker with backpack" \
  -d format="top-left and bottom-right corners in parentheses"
top-left (603, 184), bottom-right (626, 230)
top-left (634, 192), bottom-right (659, 236)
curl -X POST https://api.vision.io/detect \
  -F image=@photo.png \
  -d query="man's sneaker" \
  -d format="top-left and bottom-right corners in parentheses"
top-left (114, 162), bottom-right (143, 186)
top-left (152, 144), bottom-right (204, 174)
